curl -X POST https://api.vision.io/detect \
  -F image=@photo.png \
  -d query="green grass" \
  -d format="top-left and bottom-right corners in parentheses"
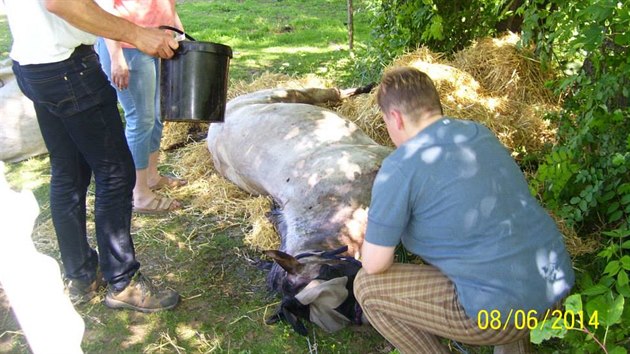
top-left (176, 0), bottom-right (372, 84)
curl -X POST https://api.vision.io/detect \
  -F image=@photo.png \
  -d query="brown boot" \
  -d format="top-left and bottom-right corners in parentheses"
top-left (64, 271), bottom-right (105, 305)
top-left (104, 272), bottom-right (179, 313)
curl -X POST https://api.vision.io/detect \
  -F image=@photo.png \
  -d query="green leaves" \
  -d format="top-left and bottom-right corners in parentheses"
top-left (604, 260), bottom-right (621, 276)
top-left (426, 14), bottom-right (444, 41)
top-left (524, 0), bottom-right (630, 228)
top-left (602, 229), bottom-right (630, 238)
top-left (608, 346), bottom-right (628, 354)
top-left (586, 293), bottom-right (624, 327)
top-left (364, 0), bottom-right (512, 57)
top-left (530, 314), bottom-right (567, 344)
top-left (565, 293), bottom-right (583, 313)
top-left (535, 147), bottom-right (579, 207)
top-left (520, 0), bottom-right (630, 352)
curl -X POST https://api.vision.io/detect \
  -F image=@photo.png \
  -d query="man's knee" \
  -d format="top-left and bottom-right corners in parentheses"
top-left (354, 267), bottom-right (385, 306)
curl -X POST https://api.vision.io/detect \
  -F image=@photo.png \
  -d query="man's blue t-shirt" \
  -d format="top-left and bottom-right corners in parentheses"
top-left (366, 117), bottom-right (575, 322)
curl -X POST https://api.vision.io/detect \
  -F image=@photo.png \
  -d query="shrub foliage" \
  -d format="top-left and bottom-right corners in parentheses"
top-left (362, 0), bottom-right (630, 351)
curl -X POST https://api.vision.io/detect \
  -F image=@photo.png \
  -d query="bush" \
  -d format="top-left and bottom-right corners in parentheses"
top-left (522, 1), bottom-right (630, 352)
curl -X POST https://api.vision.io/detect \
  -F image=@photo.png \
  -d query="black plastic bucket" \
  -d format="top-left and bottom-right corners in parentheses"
top-left (159, 26), bottom-right (232, 122)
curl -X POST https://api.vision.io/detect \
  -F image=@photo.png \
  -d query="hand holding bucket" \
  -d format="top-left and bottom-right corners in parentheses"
top-left (158, 26), bottom-right (232, 123)
top-left (159, 25), bottom-right (196, 41)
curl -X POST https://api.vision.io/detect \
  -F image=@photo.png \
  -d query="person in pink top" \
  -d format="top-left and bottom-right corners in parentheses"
top-left (96, 0), bottom-right (187, 214)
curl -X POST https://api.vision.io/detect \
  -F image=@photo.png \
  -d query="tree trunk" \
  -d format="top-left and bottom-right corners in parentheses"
top-left (347, 0), bottom-right (353, 51)
top-left (495, 0), bottom-right (524, 33)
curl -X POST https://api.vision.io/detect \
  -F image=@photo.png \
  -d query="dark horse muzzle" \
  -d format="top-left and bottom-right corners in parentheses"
top-left (264, 246), bottom-right (366, 335)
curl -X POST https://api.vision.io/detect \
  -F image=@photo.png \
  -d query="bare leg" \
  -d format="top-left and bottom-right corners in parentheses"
top-left (144, 150), bottom-right (187, 191)
top-left (146, 150), bottom-right (161, 187)
top-left (132, 151), bottom-right (182, 212)
top-left (132, 168), bottom-right (154, 208)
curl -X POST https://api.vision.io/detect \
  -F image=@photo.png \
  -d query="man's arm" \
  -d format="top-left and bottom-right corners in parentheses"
top-left (44, 0), bottom-right (178, 58)
top-left (360, 240), bottom-right (395, 274)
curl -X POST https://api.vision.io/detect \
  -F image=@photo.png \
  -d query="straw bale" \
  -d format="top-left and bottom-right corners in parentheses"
top-left (451, 32), bottom-right (557, 105)
top-left (335, 93), bottom-right (394, 148)
top-left (391, 46), bottom-right (446, 65)
top-left (343, 41), bottom-right (561, 156)
top-left (394, 50), bottom-right (484, 101)
top-left (337, 49), bottom-right (485, 150)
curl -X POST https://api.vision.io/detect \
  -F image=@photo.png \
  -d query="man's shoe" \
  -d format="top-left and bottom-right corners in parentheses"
top-left (65, 273), bottom-right (105, 305)
top-left (104, 272), bottom-right (179, 313)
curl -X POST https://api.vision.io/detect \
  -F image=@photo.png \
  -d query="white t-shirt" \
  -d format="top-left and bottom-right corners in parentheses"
top-left (4, 0), bottom-right (96, 65)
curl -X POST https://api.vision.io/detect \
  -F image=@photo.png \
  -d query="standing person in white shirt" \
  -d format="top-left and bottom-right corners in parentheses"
top-left (4, 0), bottom-right (180, 313)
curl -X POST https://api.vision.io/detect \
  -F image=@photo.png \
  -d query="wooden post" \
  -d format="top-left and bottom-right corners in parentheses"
top-left (347, 0), bottom-right (354, 51)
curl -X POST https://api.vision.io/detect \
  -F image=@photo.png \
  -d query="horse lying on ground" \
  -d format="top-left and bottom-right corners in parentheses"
top-left (207, 85), bottom-right (392, 334)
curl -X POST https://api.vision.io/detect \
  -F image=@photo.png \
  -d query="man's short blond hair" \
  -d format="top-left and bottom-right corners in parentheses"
top-left (376, 67), bottom-right (443, 121)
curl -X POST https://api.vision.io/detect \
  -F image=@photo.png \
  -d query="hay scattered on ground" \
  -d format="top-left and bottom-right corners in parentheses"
top-left (167, 140), bottom-right (280, 250)
top-left (162, 122), bottom-right (209, 151)
top-left (241, 196), bottom-right (280, 251)
top-left (169, 142), bottom-right (250, 221)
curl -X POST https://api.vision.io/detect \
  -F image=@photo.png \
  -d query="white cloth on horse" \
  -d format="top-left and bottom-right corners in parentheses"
top-left (295, 276), bottom-right (351, 333)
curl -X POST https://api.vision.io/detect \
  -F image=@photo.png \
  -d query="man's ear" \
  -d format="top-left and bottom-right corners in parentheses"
top-left (389, 109), bottom-right (405, 130)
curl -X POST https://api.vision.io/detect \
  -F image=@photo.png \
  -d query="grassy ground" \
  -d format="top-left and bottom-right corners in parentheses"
top-left (174, 0), bottom-right (371, 84)
top-left (0, 1), bottom-right (399, 353)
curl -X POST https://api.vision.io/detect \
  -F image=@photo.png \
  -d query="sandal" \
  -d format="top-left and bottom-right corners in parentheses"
top-left (133, 196), bottom-right (182, 214)
top-left (149, 175), bottom-right (188, 191)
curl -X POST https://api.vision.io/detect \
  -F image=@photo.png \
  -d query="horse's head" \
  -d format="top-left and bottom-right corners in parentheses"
top-left (264, 247), bottom-right (364, 335)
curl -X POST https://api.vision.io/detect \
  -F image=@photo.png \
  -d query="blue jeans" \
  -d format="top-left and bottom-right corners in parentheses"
top-left (12, 45), bottom-right (140, 289)
top-left (95, 39), bottom-right (163, 170)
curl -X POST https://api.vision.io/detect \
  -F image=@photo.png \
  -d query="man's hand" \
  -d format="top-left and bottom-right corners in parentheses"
top-left (132, 26), bottom-right (179, 59)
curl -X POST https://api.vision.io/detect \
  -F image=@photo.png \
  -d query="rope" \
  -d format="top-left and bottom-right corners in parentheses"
top-left (295, 245), bottom-right (362, 267)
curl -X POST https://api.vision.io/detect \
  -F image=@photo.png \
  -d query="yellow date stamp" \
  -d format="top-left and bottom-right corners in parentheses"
top-left (477, 309), bottom-right (600, 331)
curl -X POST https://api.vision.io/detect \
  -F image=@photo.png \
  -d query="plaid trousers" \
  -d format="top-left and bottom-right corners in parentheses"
top-left (354, 264), bottom-right (533, 354)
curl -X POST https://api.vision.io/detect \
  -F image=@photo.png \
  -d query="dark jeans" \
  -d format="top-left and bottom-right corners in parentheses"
top-left (12, 45), bottom-right (140, 289)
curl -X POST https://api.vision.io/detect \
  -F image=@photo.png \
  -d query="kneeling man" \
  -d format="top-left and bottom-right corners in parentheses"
top-left (355, 67), bottom-right (574, 354)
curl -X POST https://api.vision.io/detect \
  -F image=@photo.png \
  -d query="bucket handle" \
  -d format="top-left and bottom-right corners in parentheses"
top-left (158, 25), bottom-right (197, 41)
